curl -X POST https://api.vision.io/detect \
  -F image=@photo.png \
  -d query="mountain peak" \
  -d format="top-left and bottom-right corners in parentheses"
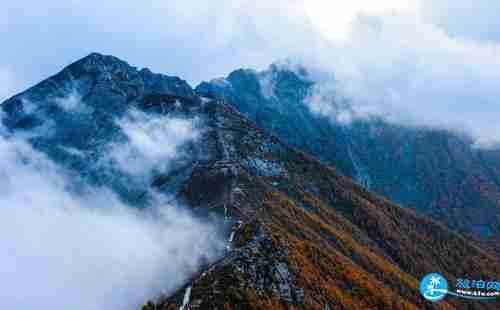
top-left (2, 53), bottom-right (199, 111)
top-left (63, 52), bottom-right (137, 80)
top-left (76, 52), bottom-right (131, 67)
top-left (196, 62), bottom-right (313, 107)
top-left (81, 51), bottom-right (118, 62)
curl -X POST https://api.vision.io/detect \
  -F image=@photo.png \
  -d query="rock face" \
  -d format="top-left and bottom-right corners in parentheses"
top-left (3, 54), bottom-right (500, 309)
top-left (1, 53), bottom-right (201, 205)
top-left (196, 65), bottom-right (500, 248)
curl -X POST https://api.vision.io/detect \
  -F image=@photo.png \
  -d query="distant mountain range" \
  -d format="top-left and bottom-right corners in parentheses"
top-left (2, 53), bottom-right (499, 309)
top-left (197, 65), bottom-right (500, 250)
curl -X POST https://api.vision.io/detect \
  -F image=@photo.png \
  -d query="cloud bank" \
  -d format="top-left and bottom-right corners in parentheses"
top-left (0, 119), bottom-right (224, 309)
top-left (301, 12), bottom-right (500, 147)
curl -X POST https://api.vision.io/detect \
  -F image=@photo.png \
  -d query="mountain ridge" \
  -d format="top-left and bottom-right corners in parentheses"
top-left (196, 65), bottom-right (500, 254)
top-left (2, 53), bottom-right (500, 309)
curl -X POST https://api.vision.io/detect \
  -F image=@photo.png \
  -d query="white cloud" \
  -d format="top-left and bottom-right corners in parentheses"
top-left (0, 121), bottom-right (224, 310)
top-left (108, 110), bottom-right (200, 176)
top-left (300, 12), bottom-right (500, 147)
top-left (55, 90), bottom-right (92, 114)
top-left (301, 0), bottom-right (417, 40)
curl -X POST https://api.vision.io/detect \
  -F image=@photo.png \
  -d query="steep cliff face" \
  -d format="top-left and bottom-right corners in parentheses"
top-left (196, 65), bottom-right (500, 245)
top-left (2, 54), bottom-right (499, 309)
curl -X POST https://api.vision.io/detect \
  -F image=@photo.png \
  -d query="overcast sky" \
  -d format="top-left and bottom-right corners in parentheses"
top-left (2, 0), bottom-right (500, 145)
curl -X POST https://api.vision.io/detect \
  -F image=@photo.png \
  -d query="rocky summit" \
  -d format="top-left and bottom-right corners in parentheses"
top-left (2, 54), bottom-right (500, 309)
top-left (1, 53), bottom-right (201, 205)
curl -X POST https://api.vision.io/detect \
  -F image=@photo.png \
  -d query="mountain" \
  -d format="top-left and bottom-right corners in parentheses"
top-left (154, 100), bottom-right (500, 309)
top-left (1, 53), bottom-right (202, 206)
top-left (2, 54), bottom-right (500, 309)
top-left (196, 65), bottom-right (500, 252)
